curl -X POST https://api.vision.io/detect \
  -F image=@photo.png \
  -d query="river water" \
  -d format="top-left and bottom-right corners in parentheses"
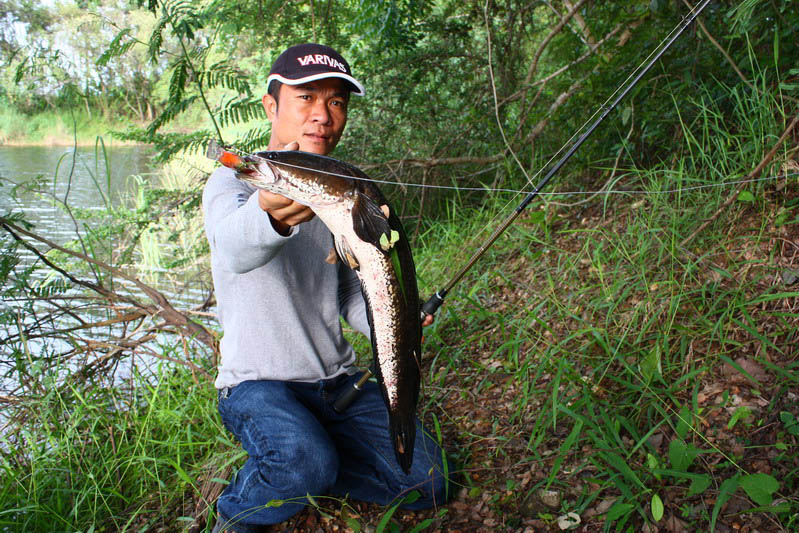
top-left (0, 144), bottom-right (155, 239)
top-left (0, 144), bottom-right (213, 404)
top-left (0, 144), bottom-right (208, 305)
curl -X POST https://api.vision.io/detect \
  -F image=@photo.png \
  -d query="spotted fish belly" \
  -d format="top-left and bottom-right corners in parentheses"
top-left (316, 205), bottom-right (404, 406)
top-left (315, 203), bottom-right (420, 473)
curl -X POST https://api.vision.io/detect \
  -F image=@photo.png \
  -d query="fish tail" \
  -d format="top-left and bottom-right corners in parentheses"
top-left (390, 410), bottom-right (417, 475)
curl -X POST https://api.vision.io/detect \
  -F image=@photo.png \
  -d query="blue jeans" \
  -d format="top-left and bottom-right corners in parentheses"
top-left (215, 372), bottom-right (451, 530)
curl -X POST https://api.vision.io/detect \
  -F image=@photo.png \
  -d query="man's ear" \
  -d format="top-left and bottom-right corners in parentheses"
top-left (263, 93), bottom-right (277, 121)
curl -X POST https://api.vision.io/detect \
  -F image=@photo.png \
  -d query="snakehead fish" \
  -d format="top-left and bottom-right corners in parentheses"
top-left (206, 140), bottom-right (422, 474)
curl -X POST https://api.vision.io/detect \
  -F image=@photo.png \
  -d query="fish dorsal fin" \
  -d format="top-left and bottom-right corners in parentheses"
top-left (352, 192), bottom-right (395, 251)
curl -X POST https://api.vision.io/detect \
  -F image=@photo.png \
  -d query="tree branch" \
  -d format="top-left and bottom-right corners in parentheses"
top-left (0, 218), bottom-right (219, 352)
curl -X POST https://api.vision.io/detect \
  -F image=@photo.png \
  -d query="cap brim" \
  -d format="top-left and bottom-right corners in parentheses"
top-left (267, 72), bottom-right (365, 96)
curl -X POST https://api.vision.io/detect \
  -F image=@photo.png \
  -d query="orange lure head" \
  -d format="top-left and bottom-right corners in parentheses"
top-left (206, 140), bottom-right (252, 172)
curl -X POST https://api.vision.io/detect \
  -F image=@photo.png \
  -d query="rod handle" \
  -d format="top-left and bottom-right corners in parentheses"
top-left (421, 291), bottom-right (446, 319)
top-left (333, 371), bottom-right (372, 413)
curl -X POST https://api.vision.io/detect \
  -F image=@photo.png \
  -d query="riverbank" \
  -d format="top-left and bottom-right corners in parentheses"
top-left (2, 87), bottom-right (797, 531)
top-left (3, 170), bottom-right (798, 530)
top-left (0, 107), bottom-right (201, 147)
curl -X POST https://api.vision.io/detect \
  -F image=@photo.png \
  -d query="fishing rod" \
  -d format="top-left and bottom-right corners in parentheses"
top-left (333, 0), bottom-right (712, 413)
top-left (420, 0), bottom-right (711, 319)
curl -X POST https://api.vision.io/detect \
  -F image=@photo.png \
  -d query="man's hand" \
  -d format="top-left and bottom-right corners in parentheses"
top-left (257, 141), bottom-right (315, 235)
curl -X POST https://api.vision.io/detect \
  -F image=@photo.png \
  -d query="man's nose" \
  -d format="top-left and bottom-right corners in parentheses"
top-left (310, 99), bottom-right (332, 124)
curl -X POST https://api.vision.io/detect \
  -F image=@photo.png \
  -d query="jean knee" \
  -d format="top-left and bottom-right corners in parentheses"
top-left (259, 441), bottom-right (339, 496)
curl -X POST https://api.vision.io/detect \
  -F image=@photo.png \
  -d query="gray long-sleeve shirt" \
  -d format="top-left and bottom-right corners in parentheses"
top-left (203, 167), bottom-right (371, 389)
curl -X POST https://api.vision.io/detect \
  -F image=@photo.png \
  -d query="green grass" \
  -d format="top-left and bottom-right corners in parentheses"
top-left (0, 355), bottom-right (237, 531)
top-left (408, 71), bottom-right (799, 530)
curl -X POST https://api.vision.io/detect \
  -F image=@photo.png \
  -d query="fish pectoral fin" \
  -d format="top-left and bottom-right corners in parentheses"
top-left (334, 235), bottom-right (360, 270)
top-left (352, 192), bottom-right (396, 251)
top-left (325, 248), bottom-right (339, 264)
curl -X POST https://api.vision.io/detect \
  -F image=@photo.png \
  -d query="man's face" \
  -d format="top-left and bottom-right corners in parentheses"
top-left (263, 78), bottom-right (350, 155)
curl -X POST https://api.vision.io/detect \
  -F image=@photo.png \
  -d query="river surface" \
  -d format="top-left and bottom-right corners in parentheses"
top-left (0, 145), bottom-right (213, 405)
top-left (0, 144), bottom-right (156, 238)
top-left (0, 144), bottom-right (207, 306)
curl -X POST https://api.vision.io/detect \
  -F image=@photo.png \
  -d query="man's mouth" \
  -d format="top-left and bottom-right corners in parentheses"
top-left (305, 132), bottom-right (330, 142)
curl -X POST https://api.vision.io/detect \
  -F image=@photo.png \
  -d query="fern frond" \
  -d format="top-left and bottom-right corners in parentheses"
top-left (168, 58), bottom-right (189, 102)
top-left (202, 62), bottom-right (252, 95)
top-left (165, 0), bottom-right (203, 40)
top-left (148, 16), bottom-right (168, 61)
top-left (113, 129), bottom-right (213, 163)
top-left (97, 28), bottom-right (136, 67)
top-left (235, 127), bottom-right (273, 152)
top-left (217, 97), bottom-right (265, 128)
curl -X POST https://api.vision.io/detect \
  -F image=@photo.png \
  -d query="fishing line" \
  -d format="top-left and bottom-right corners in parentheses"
top-left (228, 149), bottom-right (798, 196)
top-left (366, 170), bottom-right (798, 196)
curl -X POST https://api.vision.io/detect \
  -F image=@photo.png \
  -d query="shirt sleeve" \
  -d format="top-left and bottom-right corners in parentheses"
top-left (337, 263), bottom-right (371, 340)
top-left (203, 167), bottom-right (296, 273)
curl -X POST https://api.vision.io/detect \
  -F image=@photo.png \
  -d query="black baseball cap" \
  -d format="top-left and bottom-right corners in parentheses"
top-left (267, 43), bottom-right (365, 96)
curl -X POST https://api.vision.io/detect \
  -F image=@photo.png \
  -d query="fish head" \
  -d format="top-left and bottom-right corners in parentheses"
top-left (251, 150), bottom-right (357, 207)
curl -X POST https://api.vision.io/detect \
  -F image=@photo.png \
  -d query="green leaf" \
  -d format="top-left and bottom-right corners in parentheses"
top-left (639, 343), bottom-right (662, 383)
top-left (547, 420), bottom-right (583, 489)
top-left (737, 190), bottom-right (756, 203)
top-left (621, 106), bottom-right (632, 126)
top-left (687, 474), bottom-right (712, 497)
top-left (739, 473), bottom-right (779, 506)
top-left (651, 493), bottom-right (664, 522)
top-left (407, 518), bottom-right (435, 533)
top-left (675, 405), bottom-right (692, 440)
top-left (668, 439), bottom-right (698, 472)
top-left (780, 411), bottom-right (799, 435)
top-left (528, 210), bottom-right (546, 225)
top-left (166, 458), bottom-right (193, 487)
top-left (711, 475), bottom-right (739, 531)
top-left (728, 406), bottom-right (752, 430)
top-left (606, 500), bottom-right (634, 521)
top-left (376, 491), bottom-right (419, 533)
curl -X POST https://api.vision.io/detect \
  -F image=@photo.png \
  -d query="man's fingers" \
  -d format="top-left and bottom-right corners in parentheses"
top-left (271, 203), bottom-right (313, 223)
top-left (258, 190), bottom-right (292, 210)
top-left (256, 141), bottom-right (306, 233)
